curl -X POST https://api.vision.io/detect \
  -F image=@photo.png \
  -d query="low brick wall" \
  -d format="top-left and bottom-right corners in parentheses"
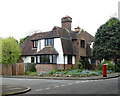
top-left (36, 64), bottom-right (77, 72)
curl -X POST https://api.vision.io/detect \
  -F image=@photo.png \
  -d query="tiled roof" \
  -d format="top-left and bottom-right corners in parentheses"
top-left (61, 38), bottom-right (76, 55)
top-left (70, 31), bottom-right (94, 42)
top-left (21, 34), bottom-right (37, 56)
top-left (36, 46), bottom-right (59, 55)
top-left (70, 31), bottom-right (79, 40)
top-left (21, 26), bottom-right (93, 56)
top-left (31, 26), bottom-right (71, 40)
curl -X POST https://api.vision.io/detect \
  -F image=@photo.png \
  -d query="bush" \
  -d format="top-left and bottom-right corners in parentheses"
top-left (86, 59), bottom-right (90, 70)
top-left (76, 69), bottom-right (82, 72)
top-left (78, 61), bottom-right (83, 69)
top-left (25, 63), bottom-right (36, 72)
top-left (96, 60), bottom-right (115, 72)
top-left (71, 65), bottom-right (74, 69)
top-left (107, 62), bottom-right (115, 71)
top-left (117, 60), bottom-right (120, 72)
top-left (66, 69), bottom-right (72, 71)
top-left (57, 69), bottom-right (61, 72)
top-left (49, 70), bottom-right (55, 75)
top-left (30, 63), bottom-right (36, 72)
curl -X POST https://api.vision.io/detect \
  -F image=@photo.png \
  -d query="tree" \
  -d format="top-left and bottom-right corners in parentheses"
top-left (2, 37), bottom-right (21, 64)
top-left (19, 35), bottom-right (30, 46)
top-left (93, 17), bottom-right (120, 71)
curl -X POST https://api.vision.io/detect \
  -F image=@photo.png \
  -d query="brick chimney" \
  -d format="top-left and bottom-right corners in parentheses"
top-left (74, 26), bottom-right (80, 31)
top-left (61, 16), bottom-right (72, 31)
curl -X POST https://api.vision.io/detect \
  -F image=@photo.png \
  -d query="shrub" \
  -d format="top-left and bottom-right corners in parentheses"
top-left (49, 70), bottom-right (55, 75)
top-left (66, 69), bottom-right (71, 71)
top-left (57, 69), bottom-right (61, 72)
top-left (96, 60), bottom-right (115, 71)
top-left (117, 60), bottom-right (120, 72)
top-left (86, 59), bottom-right (90, 70)
top-left (107, 62), bottom-right (115, 71)
top-left (78, 61), bottom-right (83, 69)
top-left (71, 65), bottom-right (74, 69)
top-left (30, 63), bottom-right (36, 72)
top-left (76, 69), bottom-right (82, 72)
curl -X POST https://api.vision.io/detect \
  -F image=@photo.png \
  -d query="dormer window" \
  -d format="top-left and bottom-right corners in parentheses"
top-left (33, 40), bottom-right (38, 48)
top-left (45, 38), bottom-right (54, 46)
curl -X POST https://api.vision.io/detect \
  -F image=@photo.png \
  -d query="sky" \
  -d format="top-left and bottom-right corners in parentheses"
top-left (0, 0), bottom-right (119, 41)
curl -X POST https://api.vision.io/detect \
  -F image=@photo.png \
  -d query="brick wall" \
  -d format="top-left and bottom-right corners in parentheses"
top-left (36, 64), bottom-right (77, 72)
top-left (72, 30), bottom-right (87, 69)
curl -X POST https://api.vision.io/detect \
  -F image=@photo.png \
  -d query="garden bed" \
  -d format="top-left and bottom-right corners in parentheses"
top-left (25, 69), bottom-right (114, 77)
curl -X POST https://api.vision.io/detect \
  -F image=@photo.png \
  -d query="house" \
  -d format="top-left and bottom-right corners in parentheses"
top-left (21, 16), bottom-right (95, 72)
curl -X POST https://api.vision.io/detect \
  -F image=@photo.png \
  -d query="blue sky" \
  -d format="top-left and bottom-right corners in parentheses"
top-left (0, 0), bottom-right (119, 41)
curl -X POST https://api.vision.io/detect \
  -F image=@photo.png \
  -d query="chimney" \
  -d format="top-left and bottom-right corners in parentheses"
top-left (61, 16), bottom-right (72, 31)
top-left (74, 26), bottom-right (80, 31)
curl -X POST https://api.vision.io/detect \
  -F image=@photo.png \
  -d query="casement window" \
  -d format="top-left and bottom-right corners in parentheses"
top-left (45, 39), bottom-right (54, 46)
top-left (33, 40), bottom-right (38, 48)
top-left (36, 55), bottom-right (57, 64)
top-left (81, 40), bottom-right (85, 48)
top-left (31, 57), bottom-right (35, 63)
top-left (68, 55), bottom-right (72, 64)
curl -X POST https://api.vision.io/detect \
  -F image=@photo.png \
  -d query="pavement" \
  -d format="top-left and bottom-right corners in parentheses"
top-left (1, 85), bottom-right (31, 96)
top-left (1, 72), bottom-right (120, 95)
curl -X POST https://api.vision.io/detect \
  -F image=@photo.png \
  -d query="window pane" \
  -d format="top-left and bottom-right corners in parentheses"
top-left (51, 39), bottom-right (54, 45)
top-left (53, 55), bottom-right (57, 63)
top-left (45, 39), bottom-right (47, 46)
top-left (41, 55), bottom-right (44, 63)
top-left (49, 55), bottom-right (52, 63)
top-left (48, 39), bottom-right (50, 45)
top-left (68, 55), bottom-right (72, 64)
top-left (31, 57), bottom-right (34, 63)
top-left (37, 56), bottom-right (40, 63)
top-left (44, 55), bottom-right (49, 63)
top-left (45, 39), bottom-right (54, 46)
top-left (81, 40), bottom-right (85, 48)
top-left (33, 41), bottom-right (38, 48)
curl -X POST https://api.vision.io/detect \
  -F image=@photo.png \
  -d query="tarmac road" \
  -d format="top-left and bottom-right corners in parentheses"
top-left (2, 77), bottom-right (120, 95)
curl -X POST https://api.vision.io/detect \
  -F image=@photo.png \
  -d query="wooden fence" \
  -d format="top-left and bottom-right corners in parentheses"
top-left (0, 63), bottom-right (24, 75)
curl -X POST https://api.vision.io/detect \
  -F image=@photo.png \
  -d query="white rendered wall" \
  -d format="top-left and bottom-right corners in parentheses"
top-left (72, 56), bottom-right (75, 64)
top-left (22, 56), bottom-right (36, 63)
top-left (37, 40), bottom-right (41, 52)
top-left (41, 39), bottom-right (45, 50)
top-left (65, 55), bottom-right (68, 64)
top-left (54, 38), bottom-right (64, 64)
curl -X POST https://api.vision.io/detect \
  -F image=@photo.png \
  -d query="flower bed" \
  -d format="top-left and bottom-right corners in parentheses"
top-left (25, 69), bottom-right (114, 77)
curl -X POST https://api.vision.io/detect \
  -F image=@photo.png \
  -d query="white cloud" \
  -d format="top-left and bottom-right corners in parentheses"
top-left (0, 0), bottom-right (119, 41)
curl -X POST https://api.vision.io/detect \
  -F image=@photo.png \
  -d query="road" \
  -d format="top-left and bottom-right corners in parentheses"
top-left (2, 77), bottom-right (120, 95)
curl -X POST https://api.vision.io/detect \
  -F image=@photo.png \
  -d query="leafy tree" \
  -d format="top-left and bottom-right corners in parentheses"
top-left (93, 17), bottom-right (120, 71)
top-left (19, 35), bottom-right (30, 46)
top-left (2, 37), bottom-right (21, 64)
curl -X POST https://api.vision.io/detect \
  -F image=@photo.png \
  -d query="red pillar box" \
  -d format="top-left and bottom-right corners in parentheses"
top-left (103, 64), bottom-right (107, 77)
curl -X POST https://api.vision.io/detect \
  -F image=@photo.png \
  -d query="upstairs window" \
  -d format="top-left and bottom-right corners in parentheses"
top-left (81, 40), bottom-right (85, 48)
top-left (33, 40), bottom-right (38, 48)
top-left (68, 55), bottom-right (72, 64)
top-left (45, 39), bottom-right (54, 46)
